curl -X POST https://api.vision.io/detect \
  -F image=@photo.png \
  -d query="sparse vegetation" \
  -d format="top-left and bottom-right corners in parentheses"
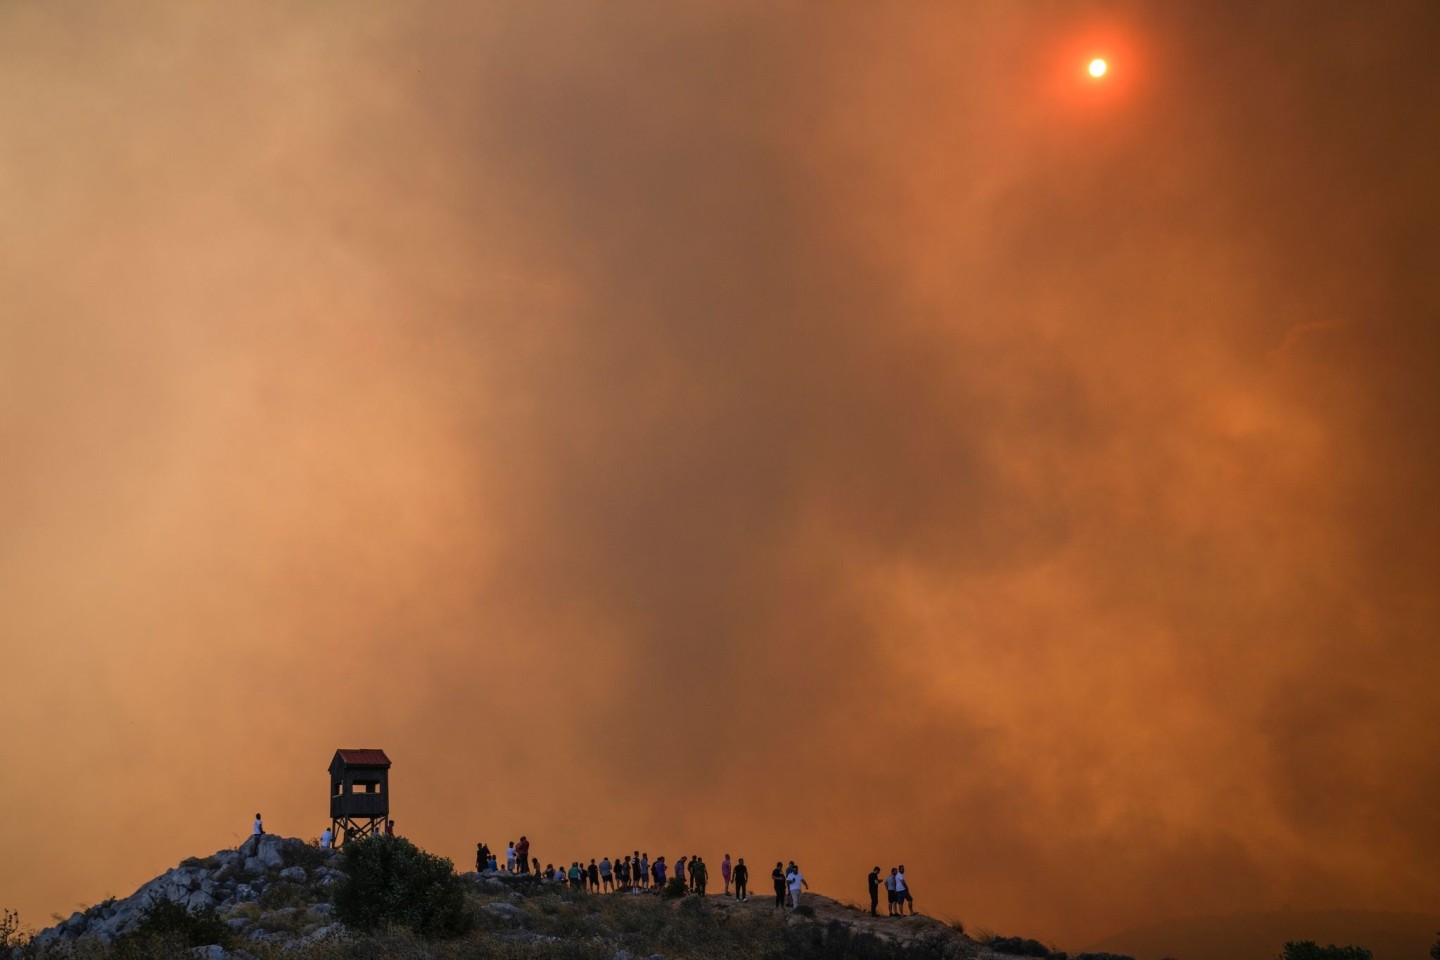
top-left (1431, 931), bottom-right (1439, 960)
top-left (332, 835), bottom-right (469, 939)
top-left (1279, 942), bottom-right (1373, 960)
top-left (1, 907), bottom-right (29, 950)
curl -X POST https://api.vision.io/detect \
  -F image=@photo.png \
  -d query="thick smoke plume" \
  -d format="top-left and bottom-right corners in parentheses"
top-left (2, 1), bottom-right (1437, 946)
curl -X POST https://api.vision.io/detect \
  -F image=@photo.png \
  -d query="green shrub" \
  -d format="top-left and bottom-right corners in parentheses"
top-left (1279, 943), bottom-right (1372, 960)
top-left (108, 897), bottom-right (232, 959)
top-left (662, 877), bottom-right (688, 898)
top-left (259, 881), bottom-right (310, 910)
top-left (332, 835), bottom-right (468, 939)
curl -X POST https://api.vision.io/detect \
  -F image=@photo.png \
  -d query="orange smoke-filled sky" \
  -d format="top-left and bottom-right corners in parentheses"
top-left (2, 0), bottom-right (1438, 949)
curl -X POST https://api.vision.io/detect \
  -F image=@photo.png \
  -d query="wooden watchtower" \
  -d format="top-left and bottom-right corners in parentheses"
top-left (329, 748), bottom-right (391, 844)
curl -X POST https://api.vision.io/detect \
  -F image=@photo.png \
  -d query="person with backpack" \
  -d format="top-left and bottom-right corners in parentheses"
top-left (868, 866), bottom-right (882, 916)
top-left (733, 857), bottom-right (749, 901)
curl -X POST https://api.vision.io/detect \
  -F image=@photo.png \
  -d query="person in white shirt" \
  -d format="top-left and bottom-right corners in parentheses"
top-left (249, 813), bottom-right (263, 857)
top-left (320, 827), bottom-right (334, 851)
top-left (896, 864), bottom-right (914, 915)
top-left (885, 868), bottom-right (898, 916)
top-left (506, 842), bottom-right (516, 872)
top-left (787, 864), bottom-right (809, 910)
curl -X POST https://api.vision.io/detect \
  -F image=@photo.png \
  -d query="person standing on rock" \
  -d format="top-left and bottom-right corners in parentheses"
top-left (787, 864), bottom-right (809, 911)
top-left (476, 843), bottom-right (486, 872)
top-left (674, 856), bottom-right (686, 893)
top-left (599, 856), bottom-right (613, 892)
top-left (885, 867), bottom-right (898, 916)
top-left (516, 836), bottom-right (530, 874)
top-left (771, 862), bottom-right (786, 909)
top-left (384, 820), bottom-right (394, 837)
top-left (588, 859), bottom-right (600, 891)
top-left (639, 852), bottom-right (649, 889)
top-left (653, 856), bottom-right (666, 890)
top-left (320, 827), bottom-right (334, 852)
top-left (506, 841), bottom-right (516, 872)
top-left (733, 857), bottom-right (749, 901)
top-left (721, 854), bottom-right (732, 896)
top-left (868, 866), bottom-right (882, 916)
top-left (249, 813), bottom-right (263, 858)
top-left (694, 857), bottom-right (708, 896)
top-left (896, 864), bottom-right (914, 915)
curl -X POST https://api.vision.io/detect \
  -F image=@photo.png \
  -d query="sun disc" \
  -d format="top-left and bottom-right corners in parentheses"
top-left (1088, 58), bottom-right (1108, 78)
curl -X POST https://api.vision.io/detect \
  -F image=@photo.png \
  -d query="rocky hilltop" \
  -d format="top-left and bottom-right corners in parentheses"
top-left (21, 837), bottom-right (1137, 960)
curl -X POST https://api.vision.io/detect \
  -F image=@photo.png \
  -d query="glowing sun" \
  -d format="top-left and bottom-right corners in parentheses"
top-left (1088, 58), bottom-right (1108, 78)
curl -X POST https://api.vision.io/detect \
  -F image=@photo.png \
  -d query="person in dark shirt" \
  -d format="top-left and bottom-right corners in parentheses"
top-left (588, 859), bottom-right (600, 890)
top-left (867, 866), bottom-right (882, 916)
top-left (733, 858), bottom-right (749, 901)
top-left (694, 857), bottom-right (708, 896)
top-left (771, 862), bottom-right (786, 909)
top-left (516, 836), bottom-right (530, 874)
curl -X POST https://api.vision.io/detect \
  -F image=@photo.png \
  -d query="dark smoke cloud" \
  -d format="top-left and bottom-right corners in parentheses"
top-left (2, 0), bottom-right (1437, 947)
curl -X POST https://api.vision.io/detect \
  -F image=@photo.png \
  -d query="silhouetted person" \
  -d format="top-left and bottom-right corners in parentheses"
top-left (588, 859), bottom-right (599, 890)
top-left (600, 856), bottom-right (613, 892)
top-left (249, 813), bottom-right (263, 858)
top-left (868, 866), bottom-right (882, 916)
top-left (675, 857), bottom-right (687, 892)
top-left (721, 854), bottom-right (732, 896)
top-left (734, 858), bottom-right (749, 901)
top-left (694, 857), bottom-right (708, 896)
top-left (516, 836), bottom-right (530, 874)
top-left (532, 857), bottom-right (540, 877)
top-left (384, 819), bottom-right (394, 837)
top-left (772, 862), bottom-right (785, 909)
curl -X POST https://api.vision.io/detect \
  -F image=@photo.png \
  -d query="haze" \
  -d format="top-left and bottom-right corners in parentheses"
top-left (2, 1), bottom-right (1437, 948)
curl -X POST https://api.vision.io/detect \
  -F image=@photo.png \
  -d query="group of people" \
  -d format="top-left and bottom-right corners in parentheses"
top-left (473, 837), bottom-right (534, 874)
top-left (271, 817), bottom-right (914, 919)
top-left (867, 865), bottom-right (915, 917)
top-left (473, 848), bottom-right (775, 903)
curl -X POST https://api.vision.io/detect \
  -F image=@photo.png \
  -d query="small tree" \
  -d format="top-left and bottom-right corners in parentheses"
top-left (333, 835), bottom-right (468, 939)
top-left (1280, 941), bottom-right (1372, 960)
